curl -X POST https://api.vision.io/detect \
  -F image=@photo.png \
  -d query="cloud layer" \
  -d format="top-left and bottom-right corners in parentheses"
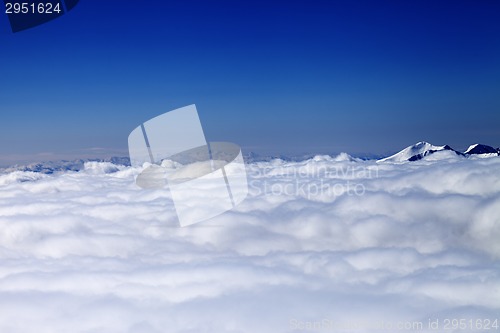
top-left (0, 155), bottom-right (499, 332)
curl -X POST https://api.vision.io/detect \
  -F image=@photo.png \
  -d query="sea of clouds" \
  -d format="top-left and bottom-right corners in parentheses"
top-left (0, 154), bottom-right (499, 333)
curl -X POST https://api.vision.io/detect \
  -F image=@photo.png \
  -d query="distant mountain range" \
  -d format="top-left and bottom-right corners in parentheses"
top-left (0, 157), bottom-right (131, 174)
top-left (1, 143), bottom-right (498, 174)
top-left (378, 142), bottom-right (500, 163)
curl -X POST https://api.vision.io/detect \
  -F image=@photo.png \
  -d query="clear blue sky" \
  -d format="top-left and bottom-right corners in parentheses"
top-left (1, 1), bottom-right (499, 164)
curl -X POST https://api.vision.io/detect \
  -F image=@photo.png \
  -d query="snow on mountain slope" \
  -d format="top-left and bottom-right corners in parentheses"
top-left (378, 141), bottom-right (463, 163)
top-left (465, 143), bottom-right (499, 157)
top-left (0, 156), bottom-right (500, 332)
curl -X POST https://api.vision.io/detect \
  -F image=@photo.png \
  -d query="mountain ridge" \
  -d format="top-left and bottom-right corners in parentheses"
top-left (1, 142), bottom-right (498, 173)
top-left (379, 141), bottom-right (499, 163)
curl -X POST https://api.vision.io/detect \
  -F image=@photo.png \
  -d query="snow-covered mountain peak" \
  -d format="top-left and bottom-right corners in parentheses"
top-left (464, 143), bottom-right (498, 155)
top-left (378, 141), bottom-right (457, 163)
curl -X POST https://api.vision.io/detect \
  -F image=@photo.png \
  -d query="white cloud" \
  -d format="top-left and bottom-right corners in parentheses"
top-left (0, 157), bottom-right (499, 332)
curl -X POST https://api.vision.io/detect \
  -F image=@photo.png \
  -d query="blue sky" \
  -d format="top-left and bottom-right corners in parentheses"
top-left (1, 1), bottom-right (499, 164)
